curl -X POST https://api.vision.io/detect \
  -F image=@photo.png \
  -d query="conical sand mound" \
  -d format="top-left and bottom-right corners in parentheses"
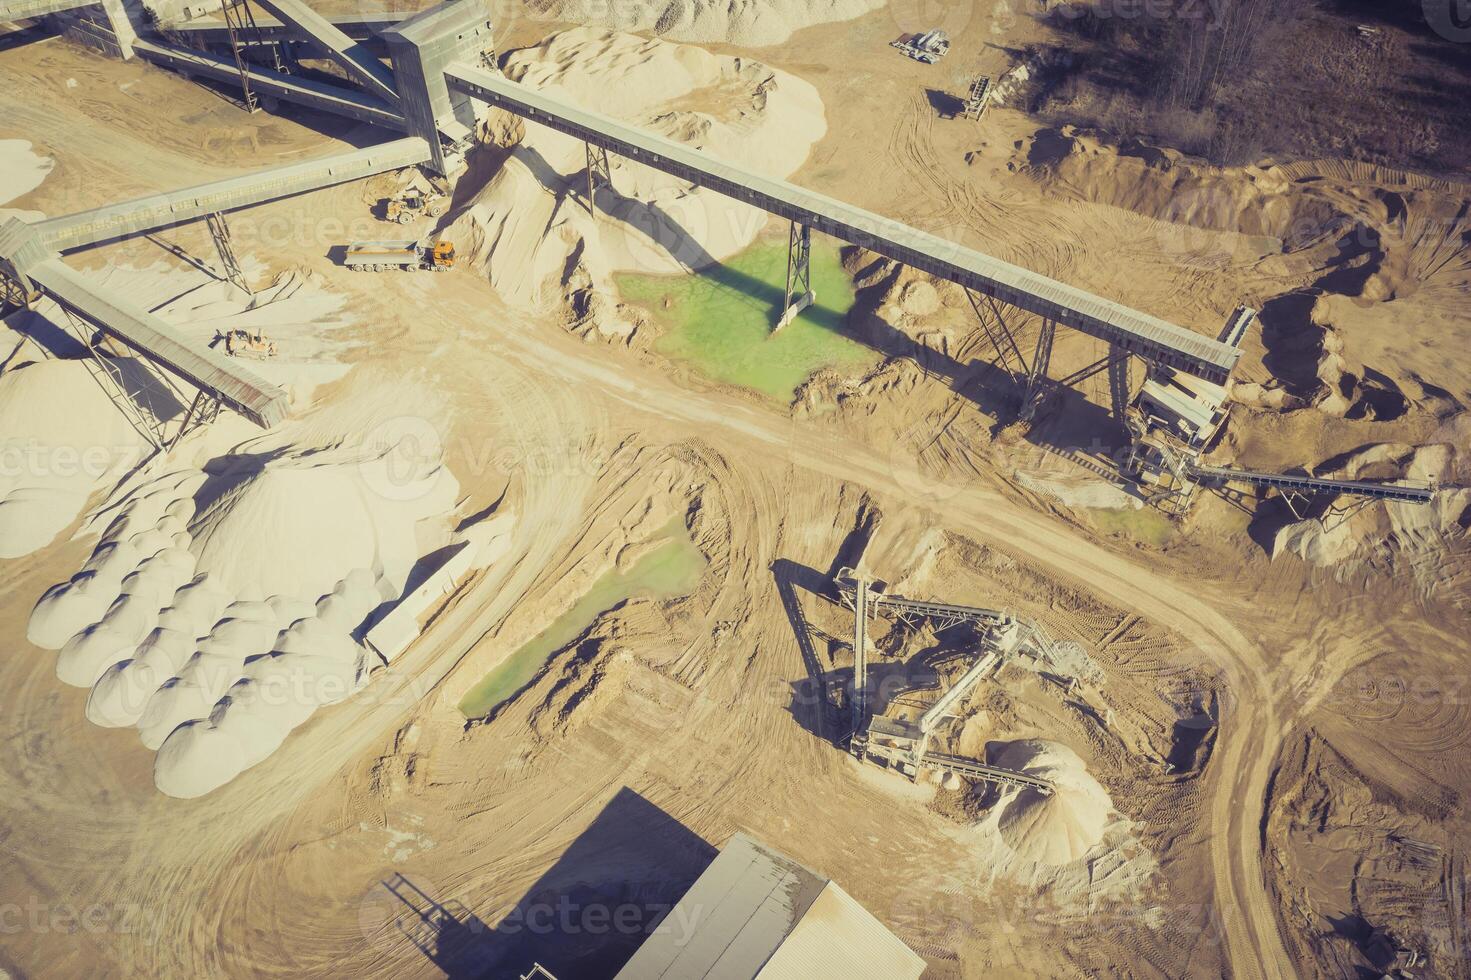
top-left (992, 740), bottom-right (1112, 866)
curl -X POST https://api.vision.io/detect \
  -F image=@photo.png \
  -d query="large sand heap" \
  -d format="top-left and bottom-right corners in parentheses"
top-left (0, 138), bottom-right (53, 221)
top-left (0, 357), bottom-right (148, 559)
top-left (1272, 437), bottom-right (1471, 567)
top-left (991, 740), bottom-right (1113, 866)
top-left (450, 29), bottom-right (826, 334)
top-left (524, 0), bottom-right (881, 46)
top-left (28, 433), bottom-right (459, 798)
top-left (0, 263), bottom-right (355, 560)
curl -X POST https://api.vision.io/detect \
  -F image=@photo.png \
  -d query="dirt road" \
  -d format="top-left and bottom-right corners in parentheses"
top-left (441, 284), bottom-right (1299, 978)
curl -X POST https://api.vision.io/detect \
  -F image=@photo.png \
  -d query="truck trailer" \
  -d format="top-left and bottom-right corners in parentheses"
top-left (343, 240), bottom-right (455, 272)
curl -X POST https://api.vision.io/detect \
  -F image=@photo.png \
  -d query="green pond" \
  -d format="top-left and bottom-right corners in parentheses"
top-left (615, 238), bottom-right (877, 400)
top-left (457, 527), bottom-right (708, 719)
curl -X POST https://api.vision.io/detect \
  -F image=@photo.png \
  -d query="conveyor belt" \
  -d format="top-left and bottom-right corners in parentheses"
top-left (921, 752), bottom-right (1054, 793)
top-left (444, 64), bottom-right (1244, 383)
top-left (1189, 464), bottom-right (1435, 503)
top-left (133, 38), bottom-right (407, 134)
top-left (28, 259), bottom-right (289, 428)
top-left (836, 573), bottom-right (1009, 630)
top-left (0, 0), bottom-right (95, 22)
top-left (250, 0), bottom-right (400, 108)
top-left (161, 10), bottom-right (399, 43)
top-left (34, 132), bottom-right (428, 251)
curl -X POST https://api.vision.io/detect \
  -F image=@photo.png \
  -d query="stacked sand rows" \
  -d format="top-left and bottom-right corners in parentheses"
top-left (28, 448), bottom-right (457, 798)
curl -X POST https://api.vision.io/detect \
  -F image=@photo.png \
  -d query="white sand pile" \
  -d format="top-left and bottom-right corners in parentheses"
top-left (0, 357), bottom-right (149, 559)
top-left (524, 0), bottom-right (881, 46)
top-left (28, 428), bottom-right (459, 798)
top-left (450, 29), bottom-right (826, 336)
top-left (86, 264), bottom-right (354, 398)
top-left (0, 138), bottom-right (54, 221)
top-left (1273, 438), bottom-right (1471, 567)
top-left (0, 260), bottom-right (355, 559)
top-left (990, 740), bottom-right (1113, 866)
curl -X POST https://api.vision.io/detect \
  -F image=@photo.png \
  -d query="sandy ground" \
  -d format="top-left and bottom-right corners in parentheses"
top-left (1, 6), bottom-right (1469, 980)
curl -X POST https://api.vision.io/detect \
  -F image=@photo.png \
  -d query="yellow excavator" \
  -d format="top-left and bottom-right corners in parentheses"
top-left (382, 188), bottom-right (447, 224)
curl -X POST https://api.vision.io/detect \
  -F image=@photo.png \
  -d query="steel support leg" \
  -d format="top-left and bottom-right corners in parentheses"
top-left (775, 221), bottom-right (814, 331)
top-left (206, 212), bottom-right (248, 292)
top-left (966, 289), bottom-right (1027, 380)
top-left (220, 0), bottom-right (259, 112)
top-left (584, 143), bottom-right (611, 216)
top-left (1018, 317), bottom-right (1055, 421)
top-left (1107, 345), bottom-right (1133, 423)
top-left (852, 575), bottom-right (869, 746)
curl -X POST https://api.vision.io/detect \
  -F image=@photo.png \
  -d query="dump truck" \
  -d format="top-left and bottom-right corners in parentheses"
top-left (891, 29), bottom-right (950, 64)
top-left (382, 187), bottom-right (446, 224)
top-left (344, 240), bottom-right (455, 272)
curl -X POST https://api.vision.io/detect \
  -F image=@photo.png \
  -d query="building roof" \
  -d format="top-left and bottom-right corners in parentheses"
top-left (615, 833), bottom-right (925, 980)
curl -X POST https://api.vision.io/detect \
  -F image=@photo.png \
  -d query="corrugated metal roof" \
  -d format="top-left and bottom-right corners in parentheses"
top-left (444, 65), bottom-right (1242, 383)
top-left (615, 833), bottom-right (924, 980)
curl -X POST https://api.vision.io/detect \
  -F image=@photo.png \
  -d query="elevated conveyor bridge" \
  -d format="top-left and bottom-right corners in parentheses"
top-left (132, 38), bottom-right (408, 131)
top-left (443, 64), bottom-right (1244, 384)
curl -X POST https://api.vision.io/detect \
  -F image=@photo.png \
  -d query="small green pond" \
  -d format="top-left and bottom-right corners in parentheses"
top-left (615, 237), bottom-right (877, 400)
top-left (457, 527), bottom-right (707, 719)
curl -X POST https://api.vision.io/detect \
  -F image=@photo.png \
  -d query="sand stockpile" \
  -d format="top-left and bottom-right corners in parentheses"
top-left (1272, 437), bottom-right (1471, 567)
top-left (0, 138), bottom-right (53, 221)
top-left (84, 263), bottom-right (355, 399)
top-left (524, 0), bottom-right (881, 46)
top-left (450, 29), bottom-right (826, 335)
top-left (0, 356), bottom-right (149, 559)
top-left (990, 740), bottom-right (1113, 866)
top-left (28, 427), bottom-right (460, 798)
top-left (0, 261), bottom-right (357, 559)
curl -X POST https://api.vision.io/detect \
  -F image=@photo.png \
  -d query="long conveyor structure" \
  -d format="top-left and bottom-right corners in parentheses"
top-left (27, 258), bottom-right (289, 427)
top-left (2, 139), bottom-right (431, 431)
top-left (249, 0), bottom-right (401, 108)
top-left (921, 752), bottom-right (1055, 793)
top-left (160, 10), bottom-right (400, 43)
top-left (0, 0), bottom-right (96, 21)
top-left (34, 136), bottom-right (429, 252)
top-left (1188, 463), bottom-right (1435, 504)
top-left (442, 63), bottom-right (1244, 384)
top-left (132, 38), bottom-right (408, 132)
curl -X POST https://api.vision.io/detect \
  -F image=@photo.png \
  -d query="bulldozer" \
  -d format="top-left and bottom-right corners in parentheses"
top-left (382, 188), bottom-right (447, 224)
top-left (221, 327), bottom-right (277, 359)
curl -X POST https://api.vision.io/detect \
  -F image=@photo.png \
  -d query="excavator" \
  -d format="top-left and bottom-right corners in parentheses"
top-left (382, 187), bottom-right (447, 224)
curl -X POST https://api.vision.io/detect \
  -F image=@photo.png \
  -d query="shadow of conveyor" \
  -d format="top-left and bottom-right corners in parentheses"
top-left (369, 787), bottom-right (717, 979)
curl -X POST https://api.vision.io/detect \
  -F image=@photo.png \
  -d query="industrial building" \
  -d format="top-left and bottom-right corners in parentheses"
top-left (615, 833), bottom-right (925, 979)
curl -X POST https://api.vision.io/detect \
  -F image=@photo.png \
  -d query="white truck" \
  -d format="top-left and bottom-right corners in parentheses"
top-left (343, 240), bottom-right (455, 272)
